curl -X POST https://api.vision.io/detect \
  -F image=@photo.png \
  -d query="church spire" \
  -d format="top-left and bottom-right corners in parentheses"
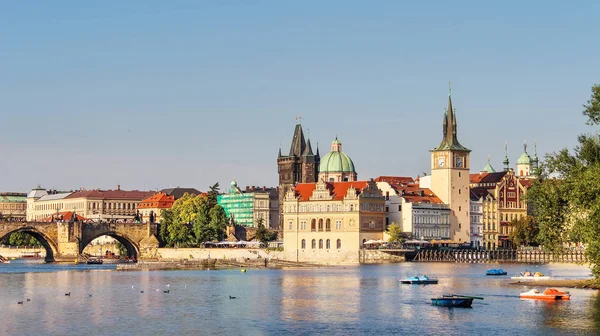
top-left (503, 142), bottom-right (510, 171)
top-left (432, 85), bottom-right (470, 152)
top-left (288, 123), bottom-right (306, 157)
top-left (303, 138), bottom-right (314, 156)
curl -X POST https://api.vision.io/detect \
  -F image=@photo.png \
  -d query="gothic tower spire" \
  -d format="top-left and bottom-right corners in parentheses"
top-left (432, 86), bottom-right (470, 152)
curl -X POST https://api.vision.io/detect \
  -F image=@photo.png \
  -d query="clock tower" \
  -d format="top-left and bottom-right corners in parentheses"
top-left (430, 89), bottom-right (471, 244)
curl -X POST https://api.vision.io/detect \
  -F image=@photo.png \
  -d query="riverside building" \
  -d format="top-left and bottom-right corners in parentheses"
top-left (282, 179), bottom-right (386, 264)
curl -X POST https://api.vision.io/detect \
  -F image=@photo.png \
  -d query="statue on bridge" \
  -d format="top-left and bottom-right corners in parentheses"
top-left (149, 211), bottom-right (155, 224)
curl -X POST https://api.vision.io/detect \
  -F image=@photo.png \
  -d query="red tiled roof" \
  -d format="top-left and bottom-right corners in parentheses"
top-left (374, 176), bottom-right (415, 185)
top-left (294, 181), bottom-right (370, 201)
top-left (519, 179), bottom-right (532, 187)
top-left (469, 171), bottom-right (507, 184)
top-left (40, 211), bottom-right (86, 222)
top-left (396, 186), bottom-right (444, 204)
top-left (66, 190), bottom-right (155, 200)
top-left (138, 193), bottom-right (175, 209)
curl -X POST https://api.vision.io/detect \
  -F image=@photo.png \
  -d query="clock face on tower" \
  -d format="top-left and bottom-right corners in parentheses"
top-left (456, 156), bottom-right (463, 168)
top-left (437, 156), bottom-right (446, 167)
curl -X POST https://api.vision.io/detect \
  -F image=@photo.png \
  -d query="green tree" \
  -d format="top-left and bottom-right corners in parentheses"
top-left (527, 84), bottom-right (600, 276)
top-left (386, 222), bottom-right (404, 244)
top-left (508, 216), bottom-right (539, 247)
top-left (115, 241), bottom-right (128, 257)
top-left (1, 232), bottom-right (41, 247)
top-left (207, 183), bottom-right (220, 208)
top-left (193, 197), bottom-right (213, 244)
top-left (583, 84), bottom-right (600, 125)
top-left (160, 193), bottom-right (204, 247)
top-left (208, 205), bottom-right (228, 242)
top-left (254, 217), bottom-right (278, 246)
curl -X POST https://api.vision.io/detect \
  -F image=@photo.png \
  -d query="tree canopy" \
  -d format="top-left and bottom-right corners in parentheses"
top-left (527, 84), bottom-right (600, 276)
top-left (254, 217), bottom-right (278, 246)
top-left (508, 216), bottom-right (539, 247)
top-left (158, 185), bottom-right (229, 247)
top-left (386, 223), bottom-right (404, 244)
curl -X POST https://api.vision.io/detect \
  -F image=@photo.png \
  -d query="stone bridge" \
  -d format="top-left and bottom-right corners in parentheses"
top-left (0, 221), bottom-right (159, 262)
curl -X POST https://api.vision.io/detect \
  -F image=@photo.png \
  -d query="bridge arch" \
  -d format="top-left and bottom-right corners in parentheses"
top-left (0, 227), bottom-right (58, 262)
top-left (80, 232), bottom-right (139, 259)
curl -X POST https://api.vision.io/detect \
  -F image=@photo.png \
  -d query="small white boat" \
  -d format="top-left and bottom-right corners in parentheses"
top-left (510, 271), bottom-right (550, 281)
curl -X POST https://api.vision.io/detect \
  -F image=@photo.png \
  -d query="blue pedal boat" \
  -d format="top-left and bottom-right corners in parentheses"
top-left (400, 275), bottom-right (439, 284)
top-left (431, 295), bottom-right (484, 308)
top-left (486, 268), bottom-right (507, 276)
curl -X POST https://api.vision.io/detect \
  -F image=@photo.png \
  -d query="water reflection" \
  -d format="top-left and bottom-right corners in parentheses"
top-left (0, 262), bottom-right (599, 335)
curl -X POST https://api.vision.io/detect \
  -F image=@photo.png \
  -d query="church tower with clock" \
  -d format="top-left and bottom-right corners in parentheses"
top-left (430, 89), bottom-right (471, 244)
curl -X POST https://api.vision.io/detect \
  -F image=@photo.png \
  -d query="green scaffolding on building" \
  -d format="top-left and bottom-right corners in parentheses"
top-left (217, 192), bottom-right (256, 228)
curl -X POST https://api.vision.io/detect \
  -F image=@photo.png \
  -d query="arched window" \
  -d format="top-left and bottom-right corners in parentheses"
top-left (311, 239), bottom-right (316, 249)
top-left (319, 239), bottom-right (323, 249)
top-left (301, 239), bottom-right (306, 249)
top-left (325, 219), bottom-right (331, 231)
top-left (337, 239), bottom-right (341, 249)
top-left (311, 219), bottom-right (316, 231)
top-left (318, 219), bottom-right (323, 231)
top-left (350, 205), bottom-right (354, 211)
top-left (326, 239), bottom-right (331, 249)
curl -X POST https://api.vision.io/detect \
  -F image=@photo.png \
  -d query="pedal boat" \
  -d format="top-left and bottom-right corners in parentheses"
top-left (520, 288), bottom-right (570, 300)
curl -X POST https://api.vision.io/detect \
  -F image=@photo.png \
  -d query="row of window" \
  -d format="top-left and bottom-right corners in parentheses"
top-left (289, 219), bottom-right (344, 231)
top-left (90, 202), bottom-right (137, 210)
top-left (413, 215), bottom-right (449, 225)
top-left (288, 203), bottom-right (384, 213)
top-left (413, 228), bottom-right (450, 239)
top-left (301, 238), bottom-right (342, 249)
top-left (0, 204), bottom-right (26, 210)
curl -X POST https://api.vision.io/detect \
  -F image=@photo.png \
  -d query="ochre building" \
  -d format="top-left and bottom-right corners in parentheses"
top-left (282, 179), bottom-right (386, 264)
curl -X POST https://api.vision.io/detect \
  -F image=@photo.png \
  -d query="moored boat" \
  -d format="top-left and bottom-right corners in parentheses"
top-left (431, 295), bottom-right (484, 308)
top-left (510, 271), bottom-right (550, 280)
top-left (520, 288), bottom-right (570, 300)
top-left (400, 275), bottom-right (439, 284)
top-left (486, 268), bottom-right (507, 276)
top-left (87, 257), bottom-right (104, 265)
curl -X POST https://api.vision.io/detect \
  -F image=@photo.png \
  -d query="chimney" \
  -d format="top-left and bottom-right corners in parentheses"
top-left (246, 186), bottom-right (250, 191)
top-left (117, 185), bottom-right (121, 191)
top-left (263, 186), bottom-right (266, 191)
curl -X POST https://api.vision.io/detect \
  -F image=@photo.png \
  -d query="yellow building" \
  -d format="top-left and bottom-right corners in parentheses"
top-left (26, 186), bottom-right (154, 222)
top-left (429, 91), bottom-right (472, 244)
top-left (283, 179), bottom-right (386, 264)
top-left (0, 192), bottom-right (27, 220)
top-left (137, 192), bottom-right (175, 223)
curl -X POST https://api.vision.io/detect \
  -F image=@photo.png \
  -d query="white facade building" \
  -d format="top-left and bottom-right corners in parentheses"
top-left (470, 192), bottom-right (484, 248)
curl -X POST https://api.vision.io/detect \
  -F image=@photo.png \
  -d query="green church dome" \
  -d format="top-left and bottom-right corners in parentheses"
top-left (517, 152), bottom-right (531, 165)
top-left (319, 137), bottom-right (356, 173)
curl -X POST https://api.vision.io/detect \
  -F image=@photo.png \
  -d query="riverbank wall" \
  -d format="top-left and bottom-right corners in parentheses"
top-left (0, 246), bottom-right (45, 258)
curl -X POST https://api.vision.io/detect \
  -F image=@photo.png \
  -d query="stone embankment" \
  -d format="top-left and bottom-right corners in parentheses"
top-left (118, 248), bottom-right (326, 271)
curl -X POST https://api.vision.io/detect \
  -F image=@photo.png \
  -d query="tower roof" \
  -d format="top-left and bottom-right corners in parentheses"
top-left (432, 89), bottom-right (470, 152)
top-left (303, 138), bottom-right (315, 156)
top-left (319, 137), bottom-right (356, 173)
top-left (517, 143), bottom-right (532, 164)
top-left (481, 155), bottom-right (496, 173)
top-left (288, 124), bottom-right (306, 157)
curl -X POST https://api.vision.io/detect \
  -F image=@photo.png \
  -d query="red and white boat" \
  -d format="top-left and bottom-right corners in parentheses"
top-left (520, 288), bottom-right (571, 300)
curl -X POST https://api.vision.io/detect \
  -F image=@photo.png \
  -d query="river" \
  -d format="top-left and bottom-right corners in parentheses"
top-left (1, 260), bottom-right (599, 335)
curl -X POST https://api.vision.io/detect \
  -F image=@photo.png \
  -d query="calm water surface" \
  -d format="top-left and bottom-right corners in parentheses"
top-left (1, 260), bottom-right (599, 335)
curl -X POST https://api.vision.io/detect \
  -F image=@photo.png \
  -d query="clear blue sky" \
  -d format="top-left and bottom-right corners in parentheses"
top-left (1, 1), bottom-right (599, 193)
